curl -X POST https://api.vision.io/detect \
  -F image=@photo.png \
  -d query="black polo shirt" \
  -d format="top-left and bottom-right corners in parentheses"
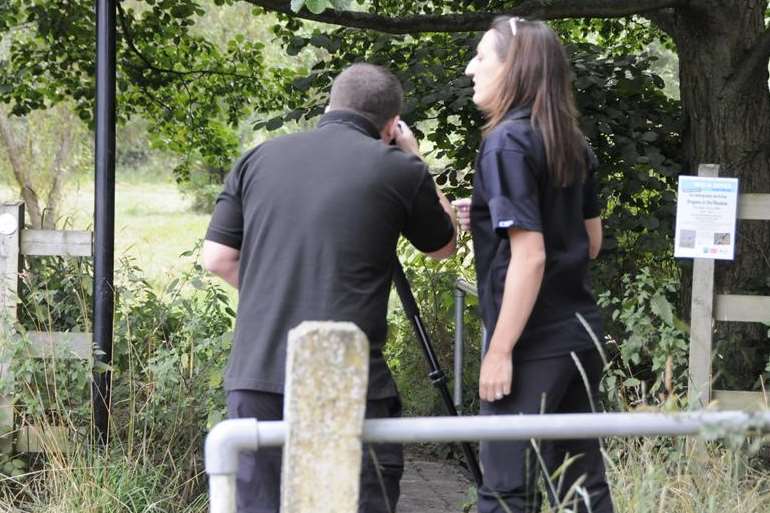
top-left (205, 110), bottom-right (454, 399)
top-left (470, 107), bottom-right (603, 360)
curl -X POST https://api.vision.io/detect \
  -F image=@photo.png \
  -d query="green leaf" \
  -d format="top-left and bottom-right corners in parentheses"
top-left (265, 117), bottom-right (283, 130)
top-left (290, 0), bottom-right (306, 12)
top-left (170, 5), bottom-right (195, 18)
top-left (650, 293), bottom-right (674, 325)
top-left (304, 0), bottom-right (329, 14)
top-left (292, 76), bottom-right (314, 92)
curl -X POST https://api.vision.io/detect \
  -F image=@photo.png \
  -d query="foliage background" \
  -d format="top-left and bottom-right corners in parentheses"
top-left (0, 1), bottom-right (769, 511)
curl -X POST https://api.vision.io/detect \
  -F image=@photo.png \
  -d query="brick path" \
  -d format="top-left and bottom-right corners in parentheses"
top-left (399, 453), bottom-right (474, 513)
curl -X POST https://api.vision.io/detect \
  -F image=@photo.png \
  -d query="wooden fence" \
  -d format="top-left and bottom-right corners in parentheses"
top-left (688, 164), bottom-right (770, 409)
top-left (0, 202), bottom-right (92, 453)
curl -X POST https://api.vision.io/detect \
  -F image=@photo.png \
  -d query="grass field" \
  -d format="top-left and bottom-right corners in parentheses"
top-left (1, 176), bottom-right (212, 286)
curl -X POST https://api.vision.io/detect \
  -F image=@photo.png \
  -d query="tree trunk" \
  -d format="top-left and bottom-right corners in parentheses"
top-left (43, 117), bottom-right (74, 230)
top-left (0, 114), bottom-right (43, 229)
top-left (664, 0), bottom-right (770, 382)
top-left (672, 2), bottom-right (770, 293)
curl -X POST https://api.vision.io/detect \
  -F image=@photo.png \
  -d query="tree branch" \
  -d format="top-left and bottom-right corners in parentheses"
top-left (644, 8), bottom-right (677, 36)
top-left (243, 0), bottom-right (686, 33)
top-left (116, 2), bottom-right (254, 80)
top-left (727, 25), bottom-right (770, 94)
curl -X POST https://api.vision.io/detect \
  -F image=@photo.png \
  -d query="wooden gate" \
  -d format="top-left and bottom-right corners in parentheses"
top-left (688, 164), bottom-right (770, 409)
top-left (0, 202), bottom-right (93, 452)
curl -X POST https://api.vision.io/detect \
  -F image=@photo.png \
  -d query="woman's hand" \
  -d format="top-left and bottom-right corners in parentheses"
top-left (451, 198), bottom-right (472, 231)
top-left (479, 348), bottom-right (512, 402)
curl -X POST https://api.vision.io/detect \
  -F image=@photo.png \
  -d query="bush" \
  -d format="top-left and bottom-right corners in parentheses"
top-left (0, 244), bottom-right (235, 511)
top-left (386, 236), bottom-right (483, 418)
top-left (598, 266), bottom-right (689, 408)
top-left (179, 167), bottom-right (226, 214)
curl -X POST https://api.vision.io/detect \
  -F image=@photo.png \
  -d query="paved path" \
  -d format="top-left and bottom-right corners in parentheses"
top-left (399, 453), bottom-right (474, 513)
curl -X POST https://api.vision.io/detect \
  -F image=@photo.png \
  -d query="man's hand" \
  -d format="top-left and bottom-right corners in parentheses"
top-left (391, 120), bottom-right (420, 156)
top-left (451, 198), bottom-right (471, 231)
top-left (479, 348), bottom-right (513, 402)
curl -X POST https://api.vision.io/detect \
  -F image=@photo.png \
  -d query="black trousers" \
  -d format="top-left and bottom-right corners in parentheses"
top-left (226, 390), bottom-right (404, 513)
top-left (477, 350), bottom-right (614, 513)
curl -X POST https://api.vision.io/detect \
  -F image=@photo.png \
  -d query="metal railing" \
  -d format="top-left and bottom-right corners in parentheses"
top-left (206, 411), bottom-right (770, 513)
top-left (453, 278), bottom-right (484, 413)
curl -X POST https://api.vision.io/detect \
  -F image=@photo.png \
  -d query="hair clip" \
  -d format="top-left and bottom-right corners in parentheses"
top-left (509, 17), bottom-right (523, 36)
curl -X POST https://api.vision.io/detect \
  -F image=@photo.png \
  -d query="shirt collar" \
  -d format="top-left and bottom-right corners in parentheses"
top-left (317, 110), bottom-right (381, 139)
top-left (505, 105), bottom-right (532, 121)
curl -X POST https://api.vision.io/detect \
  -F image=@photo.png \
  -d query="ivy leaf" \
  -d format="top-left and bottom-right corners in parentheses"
top-left (290, 0), bottom-right (305, 12)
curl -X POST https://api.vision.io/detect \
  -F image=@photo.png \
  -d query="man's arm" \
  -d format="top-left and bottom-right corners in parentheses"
top-left (392, 121), bottom-right (457, 260)
top-left (584, 217), bottom-right (602, 259)
top-left (478, 228), bottom-right (545, 402)
top-left (426, 188), bottom-right (457, 260)
top-left (202, 240), bottom-right (240, 289)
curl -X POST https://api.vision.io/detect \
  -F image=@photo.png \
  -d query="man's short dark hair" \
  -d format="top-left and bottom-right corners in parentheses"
top-left (328, 64), bottom-right (403, 130)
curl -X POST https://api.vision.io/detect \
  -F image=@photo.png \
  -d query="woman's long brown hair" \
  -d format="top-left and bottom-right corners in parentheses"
top-left (481, 17), bottom-right (587, 187)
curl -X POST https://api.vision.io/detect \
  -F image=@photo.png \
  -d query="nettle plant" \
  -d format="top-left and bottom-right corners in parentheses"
top-left (598, 266), bottom-right (689, 408)
top-left (3, 245), bottom-right (235, 460)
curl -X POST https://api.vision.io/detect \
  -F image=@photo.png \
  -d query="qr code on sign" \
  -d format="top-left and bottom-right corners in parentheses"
top-left (679, 229), bottom-right (696, 248)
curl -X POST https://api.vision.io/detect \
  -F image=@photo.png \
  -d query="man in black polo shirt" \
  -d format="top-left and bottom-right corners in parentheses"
top-left (202, 63), bottom-right (456, 513)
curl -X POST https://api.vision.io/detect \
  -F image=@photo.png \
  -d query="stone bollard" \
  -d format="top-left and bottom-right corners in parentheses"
top-left (281, 321), bottom-right (369, 513)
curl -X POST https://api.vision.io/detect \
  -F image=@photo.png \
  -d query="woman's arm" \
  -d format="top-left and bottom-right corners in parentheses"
top-left (479, 228), bottom-right (545, 402)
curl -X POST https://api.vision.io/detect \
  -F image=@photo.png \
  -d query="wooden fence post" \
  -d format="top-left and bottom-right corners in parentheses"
top-left (687, 164), bottom-right (720, 408)
top-left (281, 321), bottom-right (369, 513)
top-left (0, 203), bottom-right (23, 453)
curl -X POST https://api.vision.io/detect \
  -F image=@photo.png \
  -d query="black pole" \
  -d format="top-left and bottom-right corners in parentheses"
top-left (392, 260), bottom-right (483, 487)
top-left (93, 0), bottom-right (116, 446)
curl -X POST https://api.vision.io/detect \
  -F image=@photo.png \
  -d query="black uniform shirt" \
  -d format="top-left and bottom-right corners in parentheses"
top-left (206, 110), bottom-right (454, 398)
top-left (470, 107), bottom-right (603, 360)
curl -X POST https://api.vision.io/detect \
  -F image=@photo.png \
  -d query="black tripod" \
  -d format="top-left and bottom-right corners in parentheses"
top-left (392, 259), bottom-right (483, 487)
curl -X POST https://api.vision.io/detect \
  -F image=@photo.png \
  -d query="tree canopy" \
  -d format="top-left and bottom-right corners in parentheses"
top-left (0, 0), bottom-right (768, 298)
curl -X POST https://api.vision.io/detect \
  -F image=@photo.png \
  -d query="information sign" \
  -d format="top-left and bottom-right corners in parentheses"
top-left (674, 176), bottom-right (738, 260)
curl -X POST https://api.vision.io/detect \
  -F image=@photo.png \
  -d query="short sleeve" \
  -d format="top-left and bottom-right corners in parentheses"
top-left (582, 149), bottom-right (601, 219)
top-left (402, 172), bottom-right (454, 253)
top-left (478, 148), bottom-right (542, 237)
top-left (205, 158), bottom-right (245, 249)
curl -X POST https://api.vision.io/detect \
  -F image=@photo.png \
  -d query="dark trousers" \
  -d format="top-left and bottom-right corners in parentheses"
top-left (477, 350), bottom-right (614, 513)
top-left (226, 390), bottom-right (404, 513)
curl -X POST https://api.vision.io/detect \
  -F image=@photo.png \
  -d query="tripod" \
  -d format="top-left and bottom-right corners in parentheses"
top-left (392, 259), bottom-right (483, 487)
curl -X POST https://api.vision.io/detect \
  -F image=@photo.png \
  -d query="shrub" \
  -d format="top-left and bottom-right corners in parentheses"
top-left (0, 244), bottom-right (234, 511)
top-left (598, 266), bottom-right (689, 408)
top-left (386, 236), bottom-right (483, 418)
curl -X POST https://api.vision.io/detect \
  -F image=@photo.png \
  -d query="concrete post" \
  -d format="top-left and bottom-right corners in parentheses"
top-left (281, 321), bottom-right (369, 513)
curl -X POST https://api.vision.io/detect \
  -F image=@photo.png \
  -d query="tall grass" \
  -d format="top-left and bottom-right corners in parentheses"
top-left (0, 250), bottom-right (233, 513)
top-left (0, 425), bottom-right (207, 513)
top-left (606, 437), bottom-right (770, 513)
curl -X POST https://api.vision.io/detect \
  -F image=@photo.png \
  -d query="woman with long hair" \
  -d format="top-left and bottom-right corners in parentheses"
top-left (454, 17), bottom-right (614, 513)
